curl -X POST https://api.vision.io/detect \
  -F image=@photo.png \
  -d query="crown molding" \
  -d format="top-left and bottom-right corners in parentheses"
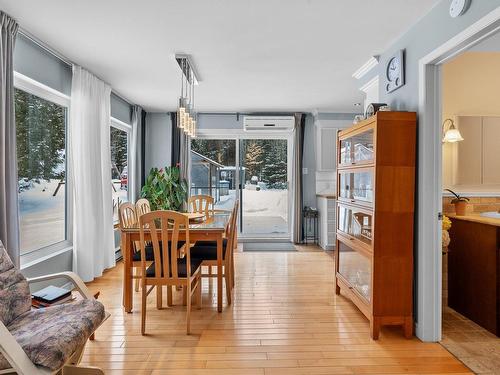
top-left (359, 75), bottom-right (379, 93)
top-left (352, 56), bottom-right (379, 80)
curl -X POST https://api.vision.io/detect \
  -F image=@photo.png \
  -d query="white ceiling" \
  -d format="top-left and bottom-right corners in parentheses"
top-left (0, 0), bottom-right (439, 113)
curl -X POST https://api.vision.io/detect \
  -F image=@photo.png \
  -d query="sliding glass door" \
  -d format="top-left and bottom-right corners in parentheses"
top-left (190, 139), bottom-right (238, 211)
top-left (239, 139), bottom-right (289, 238)
top-left (191, 136), bottom-right (291, 239)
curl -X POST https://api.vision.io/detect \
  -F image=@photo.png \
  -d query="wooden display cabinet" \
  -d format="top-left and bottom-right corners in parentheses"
top-left (335, 111), bottom-right (416, 339)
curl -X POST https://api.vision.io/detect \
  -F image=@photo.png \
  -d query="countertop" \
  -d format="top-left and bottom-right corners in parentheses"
top-left (447, 213), bottom-right (500, 227)
top-left (316, 193), bottom-right (336, 199)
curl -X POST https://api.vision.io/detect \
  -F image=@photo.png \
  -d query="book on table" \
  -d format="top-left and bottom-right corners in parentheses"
top-left (32, 285), bottom-right (73, 307)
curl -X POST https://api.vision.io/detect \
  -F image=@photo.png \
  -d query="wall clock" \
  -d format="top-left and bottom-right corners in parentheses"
top-left (449, 0), bottom-right (471, 18)
top-left (385, 50), bottom-right (404, 93)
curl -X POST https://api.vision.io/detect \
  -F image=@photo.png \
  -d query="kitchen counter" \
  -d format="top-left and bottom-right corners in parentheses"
top-left (447, 213), bottom-right (500, 227)
top-left (316, 193), bottom-right (336, 199)
top-left (447, 214), bottom-right (500, 336)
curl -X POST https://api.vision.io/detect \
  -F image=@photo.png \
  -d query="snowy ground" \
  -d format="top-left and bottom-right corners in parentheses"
top-left (216, 188), bottom-right (288, 236)
top-left (18, 179), bottom-right (127, 254)
top-left (19, 179), bottom-right (65, 254)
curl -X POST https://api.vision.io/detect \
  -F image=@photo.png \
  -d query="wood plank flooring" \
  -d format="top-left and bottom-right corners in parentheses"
top-left (82, 246), bottom-right (472, 375)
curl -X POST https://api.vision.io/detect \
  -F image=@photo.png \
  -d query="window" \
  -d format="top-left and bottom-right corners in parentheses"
top-left (15, 88), bottom-right (68, 255)
top-left (110, 118), bottom-right (131, 222)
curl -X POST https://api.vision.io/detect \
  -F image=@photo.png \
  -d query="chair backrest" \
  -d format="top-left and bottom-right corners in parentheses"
top-left (119, 202), bottom-right (137, 229)
top-left (138, 210), bottom-right (190, 280)
top-left (188, 195), bottom-right (214, 216)
top-left (136, 198), bottom-right (151, 218)
top-left (227, 199), bottom-right (240, 253)
top-left (0, 241), bottom-right (31, 326)
top-left (224, 200), bottom-right (239, 259)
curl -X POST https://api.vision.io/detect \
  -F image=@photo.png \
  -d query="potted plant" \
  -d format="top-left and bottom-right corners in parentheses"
top-left (140, 166), bottom-right (188, 211)
top-left (445, 189), bottom-right (469, 216)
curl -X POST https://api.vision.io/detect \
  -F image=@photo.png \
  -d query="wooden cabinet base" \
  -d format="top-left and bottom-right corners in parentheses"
top-left (336, 275), bottom-right (413, 340)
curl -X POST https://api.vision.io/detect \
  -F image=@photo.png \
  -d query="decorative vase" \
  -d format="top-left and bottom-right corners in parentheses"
top-left (454, 201), bottom-right (467, 216)
top-left (442, 229), bottom-right (450, 250)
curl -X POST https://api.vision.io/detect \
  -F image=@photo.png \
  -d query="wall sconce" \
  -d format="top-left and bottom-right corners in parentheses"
top-left (442, 118), bottom-right (464, 143)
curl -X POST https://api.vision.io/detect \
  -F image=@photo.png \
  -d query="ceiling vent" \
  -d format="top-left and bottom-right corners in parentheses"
top-left (243, 116), bottom-right (295, 131)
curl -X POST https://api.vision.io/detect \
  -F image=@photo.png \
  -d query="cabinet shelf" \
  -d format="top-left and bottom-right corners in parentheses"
top-left (335, 111), bottom-right (416, 340)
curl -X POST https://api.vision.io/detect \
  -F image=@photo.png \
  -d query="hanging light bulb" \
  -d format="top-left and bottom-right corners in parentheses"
top-left (176, 55), bottom-right (200, 136)
top-left (178, 59), bottom-right (186, 129)
top-left (189, 116), bottom-right (194, 137)
top-left (189, 70), bottom-right (196, 137)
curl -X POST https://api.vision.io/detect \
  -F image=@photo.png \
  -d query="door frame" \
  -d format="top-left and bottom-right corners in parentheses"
top-left (193, 129), bottom-right (294, 241)
top-left (417, 7), bottom-right (500, 342)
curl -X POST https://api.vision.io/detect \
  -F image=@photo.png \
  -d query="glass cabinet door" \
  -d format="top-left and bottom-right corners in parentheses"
top-left (338, 240), bottom-right (372, 302)
top-left (338, 169), bottom-right (374, 205)
top-left (337, 204), bottom-right (373, 247)
top-left (339, 128), bottom-right (374, 166)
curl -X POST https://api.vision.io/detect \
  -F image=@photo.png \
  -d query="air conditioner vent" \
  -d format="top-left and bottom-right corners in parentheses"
top-left (243, 116), bottom-right (295, 131)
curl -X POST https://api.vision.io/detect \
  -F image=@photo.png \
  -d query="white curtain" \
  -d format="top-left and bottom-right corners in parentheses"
top-left (69, 65), bottom-right (115, 282)
top-left (130, 105), bottom-right (143, 201)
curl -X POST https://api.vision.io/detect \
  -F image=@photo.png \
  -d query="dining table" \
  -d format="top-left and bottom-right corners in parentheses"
top-left (119, 211), bottom-right (231, 313)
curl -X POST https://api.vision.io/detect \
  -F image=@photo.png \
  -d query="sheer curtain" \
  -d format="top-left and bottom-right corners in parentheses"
top-left (0, 12), bottom-right (19, 267)
top-left (69, 66), bottom-right (115, 282)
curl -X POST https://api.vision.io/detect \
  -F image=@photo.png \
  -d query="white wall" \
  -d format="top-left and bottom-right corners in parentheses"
top-left (145, 113), bottom-right (172, 173)
top-left (442, 51), bottom-right (500, 191)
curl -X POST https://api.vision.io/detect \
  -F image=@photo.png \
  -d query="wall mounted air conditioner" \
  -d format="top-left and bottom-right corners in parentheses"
top-left (243, 116), bottom-right (295, 131)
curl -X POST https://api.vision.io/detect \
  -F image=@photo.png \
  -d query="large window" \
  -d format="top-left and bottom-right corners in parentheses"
top-left (110, 119), bottom-right (130, 222)
top-left (15, 88), bottom-right (67, 254)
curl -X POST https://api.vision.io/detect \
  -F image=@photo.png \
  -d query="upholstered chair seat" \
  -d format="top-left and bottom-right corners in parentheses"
top-left (0, 300), bottom-right (105, 370)
top-left (0, 240), bottom-right (107, 373)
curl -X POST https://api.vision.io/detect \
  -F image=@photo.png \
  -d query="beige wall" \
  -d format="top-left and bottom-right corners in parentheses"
top-left (442, 52), bottom-right (500, 192)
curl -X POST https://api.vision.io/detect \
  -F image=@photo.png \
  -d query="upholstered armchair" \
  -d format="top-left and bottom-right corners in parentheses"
top-left (0, 241), bottom-right (109, 375)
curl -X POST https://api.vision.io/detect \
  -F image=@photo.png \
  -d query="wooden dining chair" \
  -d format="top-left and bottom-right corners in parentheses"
top-left (138, 210), bottom-right (203, 335)
top-left (119, 202), bottom-right (148, 292)
top-left (136, 198), bottom-right (151, 217)
top-left (190, 200), bottom-right (239, 305)
top-left (188, 195), bottom-right (214, 216)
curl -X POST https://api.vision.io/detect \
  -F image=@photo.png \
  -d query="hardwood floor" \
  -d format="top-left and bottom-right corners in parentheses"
top-left (82, 246), bottom-right (472, 375)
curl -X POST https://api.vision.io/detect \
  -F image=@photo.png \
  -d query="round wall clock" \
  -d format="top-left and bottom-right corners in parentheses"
top-left (387, 57), bottom-right (401, 84)
top-left (449, 0), bottom-right (471, 18)
top-left (385, 50), bottom-right (405, 93)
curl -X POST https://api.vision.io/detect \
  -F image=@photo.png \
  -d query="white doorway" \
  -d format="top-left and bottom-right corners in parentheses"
top-left (417, 8), bottom-right (500, 342)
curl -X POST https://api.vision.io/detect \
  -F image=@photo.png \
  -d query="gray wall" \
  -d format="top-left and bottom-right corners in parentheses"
top-left (111, 92), bottom-right (132, 124)
top-left (360, 0), bottom-right (500, 110)
top-left (145, 113), bottom-right (172, 173)
top-left (15, 33), bottom-right (132, 121)
top-left (198, 113), bottom-right (243, 130)
top-left (14, 33), bottom-right (72, 95)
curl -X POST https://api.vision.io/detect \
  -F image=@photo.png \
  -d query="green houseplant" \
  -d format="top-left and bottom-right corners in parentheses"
top-left (445, 189), bottom-right (469, 216)
top-left (141, 166), bottom-right (188, 211)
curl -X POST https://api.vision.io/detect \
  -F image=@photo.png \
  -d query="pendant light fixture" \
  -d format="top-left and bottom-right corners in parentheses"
top-left (176, 55), bottom-right (200, 138)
